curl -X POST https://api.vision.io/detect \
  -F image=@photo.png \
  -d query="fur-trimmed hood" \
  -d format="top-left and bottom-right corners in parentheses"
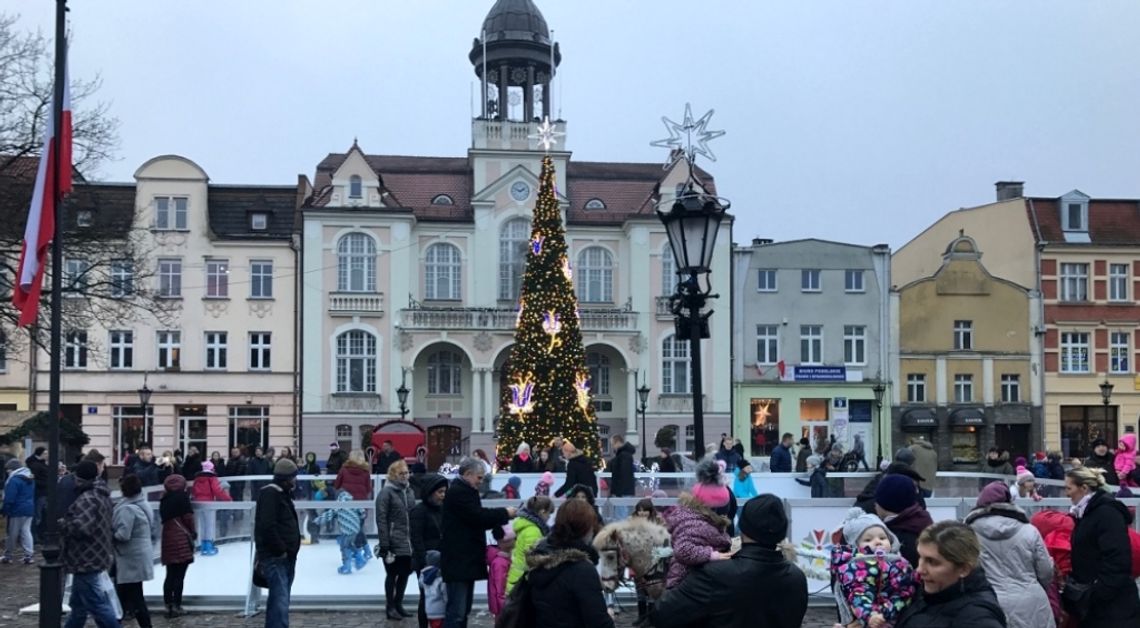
top-left (525, 538), bottom-right (599, 572)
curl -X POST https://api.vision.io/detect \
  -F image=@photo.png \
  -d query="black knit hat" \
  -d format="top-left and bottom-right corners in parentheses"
top-left (738, 494), bottom-right (788, 547)
top-left (75, 460), bottom-right (98, 481)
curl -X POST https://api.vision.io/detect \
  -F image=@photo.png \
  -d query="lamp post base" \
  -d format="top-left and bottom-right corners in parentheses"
top-left (38, 538), bottom-right (64, 627)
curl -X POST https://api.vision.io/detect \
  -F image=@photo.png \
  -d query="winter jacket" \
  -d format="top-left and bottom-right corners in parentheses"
top-left (983, 453), bottom-right (1014, 476)
top-left (796, 467), bottom-right (831, 497)
top-left (1068, 489), bottom-right (1140, 627)
top-left (485, 545), bottom-right (511, 616)
top-left (190, 471), bottom-right (232, 503)
top-left (325, 449), bottom-right (348, 474)
top-left (419, 565), bottom-right (447, 619)
top-left (159, 475), bottom-right (196, 566)
top-left (1083, 451), bottom-right (1119, 486)
top-left (895, 568), bottom-right (1006, 628)
top-left (507, 507), bottom-right (550, 591)
top-left (223, 457), bottom-right (246, 500)
top-left (245, 454), bottom-right (272, 495)
top-left (651, 543), bottom-right (808, 628)
top-left (255, 480), bottom-right (301, 560)
top-left (375, 478), bottom-right (414, 557)
top-left (112, 493), bottom-right (157, 584)
top-left (525, 538), bottom-right (614, 628)
top-left (715, 447), bottom-right (742, 472)
top-left (25, 455), bottom-right (48, 497)
top-left (373, 449), bottom-right (402, 475)
top-left (964, 503), bottom-right (1055, 628)
top-left (54, 473), bottom-right (80, 520)
top-left (1045, 458), bottom-right (1065, 481)
top-left (908, 440), bottom-right (938, 491)
top-left (127, 459), bottom-right (169, 488)
top-left (830, 545), bottom-right (916, 625)
top-left (885, 503), bottom-right (934, 567)
top-left (2, 467), bottom-right (35, 517)
top-left (731, 473), bottom-right (759, 501)
top-left (769, 443), bottom-right (793, 472)
top-left (554, 454), bottom-right (597, 498)
top-left (60, 478), bottom-right (114, 574)
top-left (333, 461), bottom-right (372, 500)
top-left (854, 464), bottom-right (927, 513)
top-left (795, 446), bottom-right (812, 473)
top-left (181, 453), bottom-right (203, 480)
top-left (440, 477), bottom-right (509, 582)
top-left (409, 473), bottom-right (446, 571)
top-left (1115, 433), bottom-right (1137, 482)
top-left (314, 491), bottom-right (363, 535)
top-left (664, 494), bottom-right (732, 589)
top-left (608, 442), bottom-right (636, 496)
top-left (509, 454), bottom-right (535, 474)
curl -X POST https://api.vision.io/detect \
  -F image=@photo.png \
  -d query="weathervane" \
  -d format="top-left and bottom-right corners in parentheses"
top-left (529, 116), bottom-right (565, 153)
top-left (650, 103), bottom-right (726, 170)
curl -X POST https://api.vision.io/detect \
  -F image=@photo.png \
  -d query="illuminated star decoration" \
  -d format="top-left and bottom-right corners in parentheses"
top-left (515, 299), bottom-right (525, 328)
top-left (649, 103), bottom-right (726, 169)
top-left (531, 235), bottom-right (545, 255)
top-left (508, 373), bottom-right (537, 417)
top-left (528, 116), bottom-right (565, 153)
top-left (574, 373), bottom-right (592, 418)
top-left (561, 256), bottom-right (572, 281)
top-left (542, 311), bottom-right (563, 353)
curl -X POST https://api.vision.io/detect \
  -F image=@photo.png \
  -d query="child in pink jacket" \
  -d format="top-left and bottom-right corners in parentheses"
top-left (189, 460), bottom-right (231, 556)
top-left (1116, 433), bottom-right (1137, 487)
top-left (485, 524), bottom-right (516, 617)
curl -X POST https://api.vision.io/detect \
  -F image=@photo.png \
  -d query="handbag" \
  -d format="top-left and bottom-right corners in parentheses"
top-left (97, 570), bottom-right (123, 620)
top-left (1060, 578), bottom-right (1095, 619)
top-left (172, 518), bottom-right (196, 554)
top-left (495, 572), bottom-right (536, 628)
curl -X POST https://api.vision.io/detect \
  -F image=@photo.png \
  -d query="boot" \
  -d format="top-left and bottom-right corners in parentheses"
top-left (637, 600), bottom-right (648, 622)
top-left (353, 546), bottom-right (369, 570)
top-left (385, 601), bottom-right (403, 620)
top-left (199, 540), bottom-right (213, 556)
top-left (395, 590), bottom-right (412, 617)
top-left (337, 558), bottom-right (352, 575)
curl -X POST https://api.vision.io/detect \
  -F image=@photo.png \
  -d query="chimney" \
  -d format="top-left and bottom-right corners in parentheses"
top-left (995, 181), bottom-right (1024, 201)
top-left (751, 238), bottom-right (774, 246)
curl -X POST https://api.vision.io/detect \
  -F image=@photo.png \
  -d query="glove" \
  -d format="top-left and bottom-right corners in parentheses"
top-left (374, 544), bottom-right (387, 559)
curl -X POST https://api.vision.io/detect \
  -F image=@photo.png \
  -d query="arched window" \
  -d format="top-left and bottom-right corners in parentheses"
top-left (661, 245), bottom-right (677, 295)
top-left (336, 330), bottom-right (377, 393)
top-left (335, 424), bottom-right (353, 452)
top-left (498, 218), bottom-right (531, 301)
top-left (661, 334), bottom-right (690, 394)
top-left (684, 425), bottom-right (696, 454)
top-left (337, 233), bottom-right (376, 292)
top-left (425, 243), bottom-right (462, 300)
top-left (577, 247), bottom-right (613, 303)
top-left (585, 352), bottom-right (610, 396)
top-left (431, 194), bottom-right (454, 205)
top-left (585, 198), bottom-right (606, 210)
top-left (349, 175), bottom-right (363, 199)
top-left (427, 350), bottom-right (463, 395)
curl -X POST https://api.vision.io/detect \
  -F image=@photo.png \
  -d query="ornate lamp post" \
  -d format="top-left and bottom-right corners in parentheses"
top-left (1100, 377), bottom-right (1114, 444)
top-left (637, 375), bottom-right (651, 451)
top-left (872, 382), bottom-right (886, 465)
top-left (138, 374), bottom-right (153, 425)
top-left (653, 105), bottom-right (730, 462)
top-left (396, 371), bottom-right (410, 420)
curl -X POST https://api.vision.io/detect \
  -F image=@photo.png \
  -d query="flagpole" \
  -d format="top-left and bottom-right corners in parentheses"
top-left (38, 1), bottom-right (67, 625)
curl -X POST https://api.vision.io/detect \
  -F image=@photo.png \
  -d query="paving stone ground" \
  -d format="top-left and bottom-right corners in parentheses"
top-left (0, 551), bottom-right (838, 627)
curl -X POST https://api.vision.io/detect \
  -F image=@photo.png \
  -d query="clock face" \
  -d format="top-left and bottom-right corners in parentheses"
top-left (510, 181), bottom-right (530, 202)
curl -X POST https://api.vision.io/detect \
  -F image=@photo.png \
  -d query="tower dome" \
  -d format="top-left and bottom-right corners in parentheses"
top-left (481, 0), bottom-right (551, 44)
top-left (470, 0), bottom-right (560, 122)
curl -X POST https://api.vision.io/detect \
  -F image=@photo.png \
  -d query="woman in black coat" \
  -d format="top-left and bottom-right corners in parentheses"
top-left (554, 444), bottom-right (597, 498)
top-left (526, 499), bottom-right (614, 628)
top-left (1062, 466), bottom-right (1140, 627)
top-left (895, 521), bottom-right (1007, 628)
top-left (509, 442), bottom-right (536, 474)
top-left (409, 473), bottom-right (447, 628)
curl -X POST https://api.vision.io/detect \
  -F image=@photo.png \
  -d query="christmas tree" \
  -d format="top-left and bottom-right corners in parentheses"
top-left (495, 154), bottom-right (601, 468)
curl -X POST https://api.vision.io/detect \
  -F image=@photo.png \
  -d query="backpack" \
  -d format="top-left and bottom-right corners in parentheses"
top-left (494, 571), bottom-right (536, 628)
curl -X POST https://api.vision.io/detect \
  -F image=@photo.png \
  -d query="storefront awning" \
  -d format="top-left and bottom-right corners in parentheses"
top-left (901, 408), bottom-right (938, 430)
top-left (950, 408), bottom-right (986, 427)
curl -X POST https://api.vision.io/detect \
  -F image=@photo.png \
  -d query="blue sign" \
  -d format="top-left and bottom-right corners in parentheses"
top-left (792, 366), bottom-right (847, 382)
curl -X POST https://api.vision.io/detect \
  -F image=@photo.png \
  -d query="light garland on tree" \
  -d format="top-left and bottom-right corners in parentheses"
top-left (561, 256), bottom-right (572, 281)
top-left (574, 372), bottom-right (592, 419)
top-left (508, 373), bottom-right (537, 417)
top-left (531, 235), bottom-right (545, 255)
top-left (542, 311), bottom-right (563, 353)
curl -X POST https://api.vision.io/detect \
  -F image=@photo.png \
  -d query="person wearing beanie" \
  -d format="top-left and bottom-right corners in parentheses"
top-left (534, 470), bottom-right (554, 496)
top-left (965, 481), bottom-right (1056, 628)
top-left (906, 437), bottom-right (938, 497)
top-left (663, 463), bottom-right (733, 589)
top-left (2, 458), bottom-right (36, 565)
top-left (1084, 438), bottom-right (1120, 486)
top-left (410, 473), bottom-right (449, 626)
top-left (827, 507), bottom-right (916, 627)
top-left (254, 455), bottom-right (302, 627)
top-left (188, 459), bottom-right (231, 557)
top-left (419, 549), bottom-right (447, 628)
top-left (1010, 466), bottom-right (1041, 503)
top-left (485, 524), bottom-right (516, 617)
top-left (502, 475), bottom-right (521, 500)
top-left (158, 474), bottom-right (195, 617)
top-left (873, 474), bottom-right (933, 566)
top-left (982, 447), bottom-right (1015, 476)
top-left (1115, 433), bottom-right (1138, 487)
top-left (59, 458), bottom-right (117, 627)
top-left (794, 437), bottom-right (813, 472)
top-left (854, 456), bottom-right (927, 514)
top-left (796, 453), bottom-right (832, 498)
top-left (652, 494), bottom-right (807, 627)
top-left (1031, 452), bottom-right (1049, 479)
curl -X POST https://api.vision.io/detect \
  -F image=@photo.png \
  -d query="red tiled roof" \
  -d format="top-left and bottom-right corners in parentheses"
top-left (1028, 197), bottom-right (1140, 245)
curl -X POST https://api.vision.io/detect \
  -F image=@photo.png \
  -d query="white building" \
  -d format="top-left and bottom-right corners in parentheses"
top-left (298, 0), bottom-right (732, 467)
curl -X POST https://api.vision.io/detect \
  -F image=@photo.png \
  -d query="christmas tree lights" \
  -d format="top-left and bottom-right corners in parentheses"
top-left (495, 154), bottom-right (602, 467)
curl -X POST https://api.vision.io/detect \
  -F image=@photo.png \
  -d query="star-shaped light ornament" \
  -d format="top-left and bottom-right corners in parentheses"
top-left (649, 103), bottom-right (726, 169)
top-left (528, 116), bottom-right (565, 153)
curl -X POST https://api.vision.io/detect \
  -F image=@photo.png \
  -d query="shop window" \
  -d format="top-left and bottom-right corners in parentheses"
top-left (1060, 405), bottom-right (1117, 459)
top-left (750, 398), bottom-right (780, 457)
top-left (951, 427), bottom-right (980, 465)
top-left (800, 398), bottom-right (829, 453)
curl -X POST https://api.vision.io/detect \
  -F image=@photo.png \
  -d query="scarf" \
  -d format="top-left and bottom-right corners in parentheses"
top-left (1070, 492), bottom-right (1094, 518)
top-left (518, 507), bottom-right (550, 535)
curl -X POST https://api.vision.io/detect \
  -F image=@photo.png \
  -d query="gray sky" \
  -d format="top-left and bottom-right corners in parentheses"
top-left (7, 0), bottom-right (1140, 249)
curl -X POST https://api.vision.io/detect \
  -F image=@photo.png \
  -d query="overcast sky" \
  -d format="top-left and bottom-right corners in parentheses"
top-left (6, 0), bottom-right (1140, 249)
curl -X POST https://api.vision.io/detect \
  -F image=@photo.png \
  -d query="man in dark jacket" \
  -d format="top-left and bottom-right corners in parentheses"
top-left (325, 442), bottom-right (348, 475)
top-left (254, 458), bottom-right (302, 628)
top-left (374, 440), bottom-right (403, 475)
top-left (56, 449), bottom-right (105, 520)
top-left (24, 446), bottom-right (48, 541)
top-left (769, 433), bottom-right (794, 472)
top-left (246, 447), bottom-right (272, 496)
top-left (873, 474), bottom-right (933, 566)
top-left (60, 460), bottom-right (118, 628)
top-left (126, 447), bottom-right (169, 488)
top-left (223, 447), bottom-right (246, 500)
top-left (854, 448), bottom-right (927, 513)
top-left (608, 435), bottom-right (636, 510)
top-left (441, 457), bottom-right (515, 628)
top-left (548, 436), bottom-right (567, 472)
top-left (651, 494), bottom-right (807, 628)
top-left (554, 442), bottom-right (598, 498)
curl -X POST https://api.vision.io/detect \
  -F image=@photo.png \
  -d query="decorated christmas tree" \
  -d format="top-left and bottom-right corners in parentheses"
top-left (495, 153), bottom-right (601, 468)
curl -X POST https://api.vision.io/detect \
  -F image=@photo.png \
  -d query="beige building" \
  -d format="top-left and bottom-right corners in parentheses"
top-left (2, 156), bottom-right (299, 464)
top-left (890, 232), bottom-right (1043, 468)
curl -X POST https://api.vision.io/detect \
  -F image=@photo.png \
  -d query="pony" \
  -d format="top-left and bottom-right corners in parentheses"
top-left (593, 517), bottom-right (672, 599)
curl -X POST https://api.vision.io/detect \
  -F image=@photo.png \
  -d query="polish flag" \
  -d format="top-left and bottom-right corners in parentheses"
top-left (13, 62), bottom-right (72, 326)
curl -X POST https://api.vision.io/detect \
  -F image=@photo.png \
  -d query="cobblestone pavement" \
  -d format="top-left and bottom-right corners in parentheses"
top-left (0, 556), bottom-right (838, 627)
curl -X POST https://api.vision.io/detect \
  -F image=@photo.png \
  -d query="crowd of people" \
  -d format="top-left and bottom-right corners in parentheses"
top-left (4, 433), bottom-right (1140, 628)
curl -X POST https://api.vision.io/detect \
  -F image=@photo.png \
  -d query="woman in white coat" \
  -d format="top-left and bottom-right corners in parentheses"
top-left (965, 481), bottom-right (1055, 628)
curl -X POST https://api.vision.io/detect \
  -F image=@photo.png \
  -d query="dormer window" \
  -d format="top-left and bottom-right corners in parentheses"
top-left (431, 194), bottom-right (454, 206)
top-left (584, 198), bottom-right (606, 210)
top-left (349, 175), bottom-right (363, 199)
top-left (1065, 203), bottom-right (1083, 230)
top-left (1059, 190), bottom-right (1090, 242)
top-left (250, 213), bottom-right (268, 230)
top-left (76, 209), bottom-right (93, 227)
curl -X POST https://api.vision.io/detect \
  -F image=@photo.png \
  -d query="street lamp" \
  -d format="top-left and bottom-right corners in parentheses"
top-left (658, 178), bottom-right (730, 462)
top-left (396, 371), bottom-right (410, 420)
top-left (637, 375), bottom-right (651, 452)
top-left (137, 375), bottom-right (153, 421)
top-left (872, 382), bottom-right (886, 466)
top-left (1100, 377), bottom-right (1114, 442)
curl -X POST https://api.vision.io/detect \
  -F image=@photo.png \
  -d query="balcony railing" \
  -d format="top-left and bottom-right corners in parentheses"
top-left (329, 292), bottom-right (385, 316)
top-left (399, 306), bottom-right (637, 332)
top-left (656, 296), bottom-right (675, 318)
